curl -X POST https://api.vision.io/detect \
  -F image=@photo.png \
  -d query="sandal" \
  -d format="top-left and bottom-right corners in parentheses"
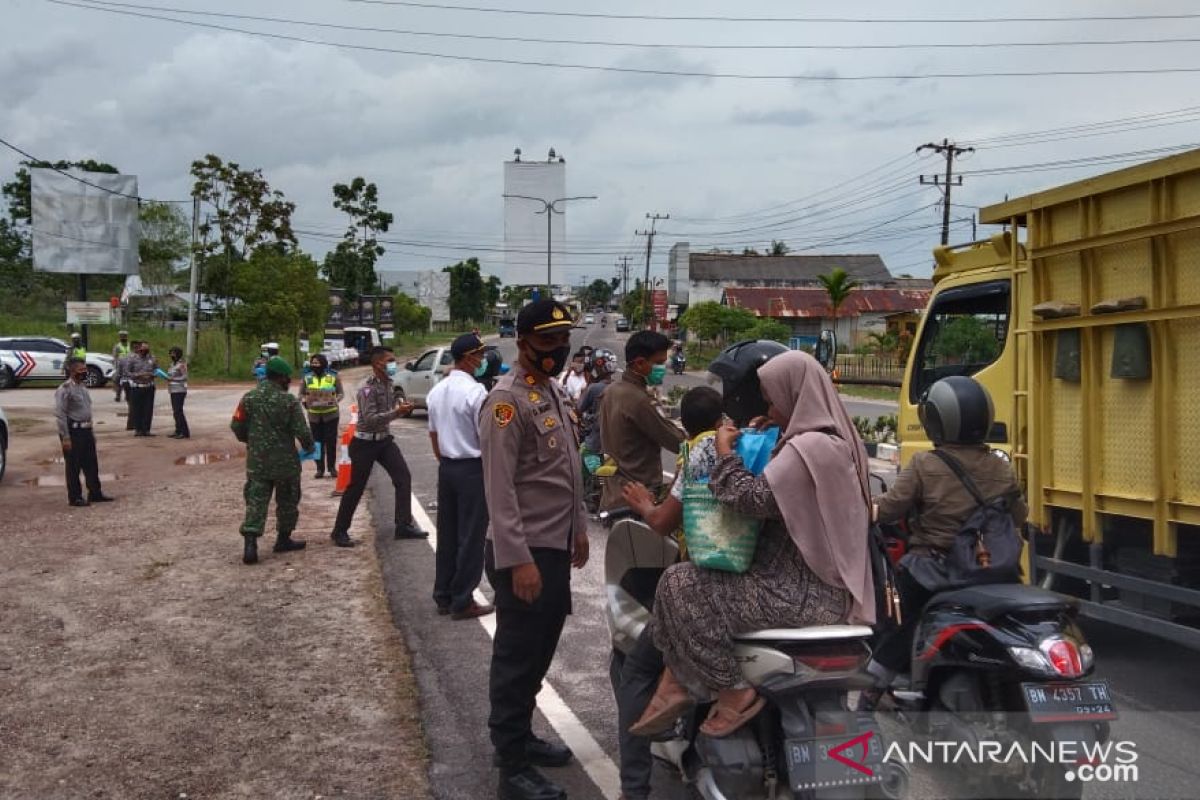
top-left (628, 685), bottom-right (693, 737)
top-left (699, 695), bottom-right (766, 738)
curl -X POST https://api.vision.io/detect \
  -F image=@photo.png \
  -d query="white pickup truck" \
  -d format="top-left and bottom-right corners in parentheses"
top-left (391, 346), bottom-right (453, 415)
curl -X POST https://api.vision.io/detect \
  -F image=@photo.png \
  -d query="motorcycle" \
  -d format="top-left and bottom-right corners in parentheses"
top-left (873, 477), bottom-right (1114, 799)
top-left (671, 352), bottom-right (687, 375)
top-left (602, 508), bottom-right (907, 800)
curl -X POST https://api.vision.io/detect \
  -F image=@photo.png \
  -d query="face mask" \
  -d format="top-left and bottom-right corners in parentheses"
top-left (530, 344), bottom-right (571, 378)
top-left (310, 365), bottom-right (323, 374)
top-left (473, 361), bottom-right (489, 378)
top-left (647, 364), bottom-right (667, 386)
top-left (385, 362), bottom-right (398, 377)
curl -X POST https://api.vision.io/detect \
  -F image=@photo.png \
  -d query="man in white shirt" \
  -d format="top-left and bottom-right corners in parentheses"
top-left (427, 333), bottom-right (495, 620)
top-left (560, 349), bottom-right (589, 403)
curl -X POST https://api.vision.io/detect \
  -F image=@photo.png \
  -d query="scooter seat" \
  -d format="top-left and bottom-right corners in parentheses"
top-left (734, 624), bottom-right (875, 642)
top-left (925, 583), bottom-right (1075, 621)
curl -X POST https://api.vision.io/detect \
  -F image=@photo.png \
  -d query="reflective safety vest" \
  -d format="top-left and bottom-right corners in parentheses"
top-left (114, 343), bottom-right (131, 357)
top-left (70, 346), bottom-right (87, 361)
top-left (304, 373), bottom-right (339, 414)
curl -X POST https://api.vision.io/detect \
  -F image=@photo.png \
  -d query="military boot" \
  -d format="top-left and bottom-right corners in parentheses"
top-left (273, 533), bottom-right (307, 553)
top-left (243, 534), bottom-right (259, 565)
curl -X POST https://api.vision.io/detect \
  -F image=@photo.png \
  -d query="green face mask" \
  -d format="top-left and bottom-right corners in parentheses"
top-left (647, 364), bottom-right (667, 386)
top-left (473, 360), bottom-right (489, 378)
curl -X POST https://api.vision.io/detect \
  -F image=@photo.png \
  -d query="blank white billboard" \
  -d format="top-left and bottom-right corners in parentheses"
top-left (504, 160), bottom-right (566, 286)
top-left (31, 168), bottom-right (140, 275)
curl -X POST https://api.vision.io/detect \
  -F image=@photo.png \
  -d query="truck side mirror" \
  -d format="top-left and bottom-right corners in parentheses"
top-left (814, 329), bottom-right (838, 373)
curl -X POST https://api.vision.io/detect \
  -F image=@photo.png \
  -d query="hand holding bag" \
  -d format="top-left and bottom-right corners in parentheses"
top-left (680, 440), bottom-right (760, 573)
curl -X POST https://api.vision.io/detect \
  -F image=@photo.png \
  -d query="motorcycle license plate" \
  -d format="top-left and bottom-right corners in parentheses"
top-left (784, 731), bottom-right (885, 792)
top-left (1021, 681), bottom-right (1118, 723)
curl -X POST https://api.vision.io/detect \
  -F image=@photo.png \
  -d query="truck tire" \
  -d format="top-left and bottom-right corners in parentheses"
top-left (84, 365), bottom-right (105, 388)
top-left (0, 366), bottom-right (16, 390)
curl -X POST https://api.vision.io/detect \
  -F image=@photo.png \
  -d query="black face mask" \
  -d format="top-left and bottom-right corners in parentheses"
top-left (529, 344), bottom-right (571, 377)
top-left (310, 365), bottom-right (324, 375)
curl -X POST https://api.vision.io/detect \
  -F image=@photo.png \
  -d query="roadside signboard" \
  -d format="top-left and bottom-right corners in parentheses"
top-left (66, 301), bottom-right (113, 325)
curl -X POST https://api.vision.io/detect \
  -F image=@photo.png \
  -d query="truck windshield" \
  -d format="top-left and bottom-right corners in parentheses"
top-left (909, 279), bottom-right (1010, 403)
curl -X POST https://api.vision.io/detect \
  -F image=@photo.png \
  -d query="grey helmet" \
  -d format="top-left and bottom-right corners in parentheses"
top-left (588, 348), bottom-right (618, 379)
top-left (920, 376), bottom-right (994, 445)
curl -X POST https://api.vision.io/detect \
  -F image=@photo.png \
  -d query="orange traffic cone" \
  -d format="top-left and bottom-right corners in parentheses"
top-left (332, 405), bottom-right (358, 496)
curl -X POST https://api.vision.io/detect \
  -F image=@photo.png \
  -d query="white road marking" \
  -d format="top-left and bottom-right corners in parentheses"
top-left (410, 499), bottom-right (623, 800)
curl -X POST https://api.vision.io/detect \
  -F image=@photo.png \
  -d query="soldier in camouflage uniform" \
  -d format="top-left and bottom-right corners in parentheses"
top-left (231, 356), bottom-right (315, 565)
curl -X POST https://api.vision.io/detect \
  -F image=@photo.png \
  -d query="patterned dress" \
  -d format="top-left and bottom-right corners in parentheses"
top-left (650, 452), bottom-right (852, 693)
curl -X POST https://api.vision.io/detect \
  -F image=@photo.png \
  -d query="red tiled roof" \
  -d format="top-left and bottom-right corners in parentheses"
top-left (722, 287), bottom-right (930, 318)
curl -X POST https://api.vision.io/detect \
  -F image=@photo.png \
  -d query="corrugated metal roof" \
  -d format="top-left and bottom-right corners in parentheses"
top-left (722, 287), bottom-right (930, 318)
top-left (689, 253), bottom-right (892, 283)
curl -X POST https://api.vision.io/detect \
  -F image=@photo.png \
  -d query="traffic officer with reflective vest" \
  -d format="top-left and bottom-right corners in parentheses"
top-left (69, 332), bottom-right (87, 362)
top-left (480, 299), bottom-right (590, 800)
top-left (112, 330), bottom-right (131, 401)
top-left (298, 353), bottom-right (344, 478)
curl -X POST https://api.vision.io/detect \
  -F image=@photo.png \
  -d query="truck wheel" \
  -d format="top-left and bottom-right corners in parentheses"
top-left (0, 366), bottom-right (16, 390)
top-left (84, 365), bottom-right (104, 388)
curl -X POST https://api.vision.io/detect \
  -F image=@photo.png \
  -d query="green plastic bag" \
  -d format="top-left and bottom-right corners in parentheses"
top-left (679, 441), bottom-right (760, 573)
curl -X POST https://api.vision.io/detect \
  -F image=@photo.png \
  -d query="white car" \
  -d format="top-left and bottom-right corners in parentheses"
top-left (391, 346), bottom-right (453, 413)
top-left (584, 314), bottom-right (595, 324)
top-left (0, 336), bottom-right (115, 389)
top-left (0, 403), bottom-right (8, 483)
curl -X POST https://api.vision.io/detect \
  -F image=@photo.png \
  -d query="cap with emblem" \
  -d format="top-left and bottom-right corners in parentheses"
top-left (517, 299), bottom-right (574, 335)
top-left (265, 356), bottom-right (293, 377)
top-left (450, 332), bottom-right (485, 359)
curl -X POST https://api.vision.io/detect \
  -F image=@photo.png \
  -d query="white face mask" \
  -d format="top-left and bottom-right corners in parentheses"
top-left (385, 362), bottom-right (398, 377)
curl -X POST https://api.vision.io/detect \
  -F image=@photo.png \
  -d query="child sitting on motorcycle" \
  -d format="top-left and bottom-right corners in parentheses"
top-left (859, 376), bottom-right (1028, 711)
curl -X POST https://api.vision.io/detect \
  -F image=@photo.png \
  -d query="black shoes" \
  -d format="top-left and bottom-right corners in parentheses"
top-left (273, 534), bottom-right (307, 553)
top-left (134, 432), bottom-right (156, 437)
top-left (497, 765), bottom-right (566, 800)
top-left (493, 736), bottom-right (574, 769)
top-left (169, 432), bottom-right (190, 439)
top-left (243, 535), bottom-right (258, 565)
top-left (330, 532), bottom-right (357, 548)
top-left (69, 498), bottom-right (89, 507)
top-left (394, 521), bottom-right (428, 540)
top-left (451, 601), bottom-right (496, 621)
top-left (315, 468), bottom-right (325, 479)
top-left (88, 494), bottom-right (115, 503)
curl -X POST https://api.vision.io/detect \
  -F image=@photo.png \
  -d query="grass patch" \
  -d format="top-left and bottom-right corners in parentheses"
top-left (8, 416), bottom-right (46, 433)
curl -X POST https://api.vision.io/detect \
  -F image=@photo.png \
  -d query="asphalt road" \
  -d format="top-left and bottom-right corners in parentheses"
top-left (366, 322), bottom-right (1200, 800)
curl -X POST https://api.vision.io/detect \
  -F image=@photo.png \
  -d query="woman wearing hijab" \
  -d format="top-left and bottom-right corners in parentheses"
top-left (630, 350), bottom-right (875, 738)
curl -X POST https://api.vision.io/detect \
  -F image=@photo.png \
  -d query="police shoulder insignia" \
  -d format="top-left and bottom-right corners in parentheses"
top-left (494, 402), bottom-right (516, 428)
top-left (524, 375), bottom-right (536, 386)
top-left (543, 416), bottom-right (557, 428)
top-left (528, 390), bottom-right (541, 403)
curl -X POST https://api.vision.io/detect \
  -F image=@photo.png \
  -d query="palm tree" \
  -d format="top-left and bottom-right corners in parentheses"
top-left (817, 267), bottom-right (860, 344)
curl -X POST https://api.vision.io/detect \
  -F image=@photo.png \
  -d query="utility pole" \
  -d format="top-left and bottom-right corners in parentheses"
top-left (636, 213), bottom-right (669, 329)
top-left (185, 195), bottom-right (201, 360)
top-left (616, 255), bottom-right (632, 302)
top-left (917, 138), bottom-right (974, 245)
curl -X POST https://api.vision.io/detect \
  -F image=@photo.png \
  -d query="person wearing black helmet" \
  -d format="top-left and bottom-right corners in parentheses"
top-left (858, 376), bottom-right (1028, 711)
top-left (705, 339), bottom-right (789, 426)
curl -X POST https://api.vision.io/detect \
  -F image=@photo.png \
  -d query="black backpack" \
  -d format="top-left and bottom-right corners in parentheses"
top-left (931, 449), bottom-right (1023, 585)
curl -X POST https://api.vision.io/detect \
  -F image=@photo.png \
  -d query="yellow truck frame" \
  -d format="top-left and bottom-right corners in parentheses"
top-left (897, 149), bottom-right (1200, 649)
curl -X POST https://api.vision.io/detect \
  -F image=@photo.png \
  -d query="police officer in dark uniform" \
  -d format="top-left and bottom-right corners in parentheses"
top-left (480, 299), bottom-right (590, 800)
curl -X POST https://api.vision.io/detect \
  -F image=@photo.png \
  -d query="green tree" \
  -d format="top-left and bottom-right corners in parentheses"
top-left (393, 292), bottom-right (431, 335)
top-left (190, 154), bottom-right (297, 370)
top-left (443, 257), bottom-right (487, 323)
top-left (620, 280), bottom-right (645, 324)
top-left (231, 248), bottom-right (327, 366)
top-left (679, 301), bottom-right (726, 342)
top-left (865, 330), bottom-right (901, 358)
top-left (501, 284), bottom-right (532, 310)
top-left (138, 202), bottom-right (191, 326)
top-left (484, 275), bottom-right (502, 312)
top-left (580, 278), bottom-right (613, 309)
top-left (719, 306), bottom-right (758, 339)
top-left (769, 239), bottom-right (790, 256)
top-left (744, 318), bottom-right (791, 343)
top-left (741, 247), bottom-right (760, 256)
top-left (929, 316), bottom-right (1001, 364)
top-left (320, 177), bottom-right (393, 301)
top-left (816, 267), bottom-right (859, 316)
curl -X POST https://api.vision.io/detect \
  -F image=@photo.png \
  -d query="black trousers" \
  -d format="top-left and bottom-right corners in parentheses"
top-left (433, 458), bottom-right (489, 612)
top-left (870, 567), bottom-right (936, 674)
top-left (169, 391), bottom-right (190, 437)
top-left (486, 542), bottom-right (572, 767)
top-left (609, 631), bottom-right (665, 800)
top-left (128, 385), bottom-right (155, 434)
top-left (331, 436), bottom-right (413, 536)
top-left (308, 414), bottom-right (339, 474)
top-left (64, 428), bottom-right (102, 502)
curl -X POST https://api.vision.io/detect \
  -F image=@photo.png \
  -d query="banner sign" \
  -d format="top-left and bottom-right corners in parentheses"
top-left (377, 295), bottom-right (395, 337)
top-left (325, 288), bottom-right (346, 348)
top-left (66, 301), bottom-right (113, 325)
top-left (652, 289), bottom-right (669, 322)
top-left (31, 168), bottom-right (140, 275)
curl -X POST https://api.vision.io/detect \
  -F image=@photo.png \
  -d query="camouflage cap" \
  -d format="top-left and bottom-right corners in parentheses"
top-left (265, 356), bottom-right (293, 377)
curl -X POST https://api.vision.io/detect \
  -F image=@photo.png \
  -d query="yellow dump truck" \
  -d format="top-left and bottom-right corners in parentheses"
top-left (896, 149), bottom-right (1200, 648)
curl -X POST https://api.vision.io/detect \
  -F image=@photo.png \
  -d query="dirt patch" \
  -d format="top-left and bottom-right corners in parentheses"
top-left (0, 384), bottom-right (430, 799)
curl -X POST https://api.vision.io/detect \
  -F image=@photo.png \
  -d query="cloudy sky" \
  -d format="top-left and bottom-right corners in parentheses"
top-left (4, 0), bottom-right (1200, 285)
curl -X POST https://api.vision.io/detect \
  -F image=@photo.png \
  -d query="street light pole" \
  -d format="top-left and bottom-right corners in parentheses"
top-left (503, 193), bottom-right (598, 293)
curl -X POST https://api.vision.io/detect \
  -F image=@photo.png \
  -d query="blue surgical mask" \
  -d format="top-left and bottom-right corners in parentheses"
top-left (474, 361), bottom-right (489, 378)
top-left (647, 364), bottom-right (667, 386)
top-left (385, 362), bottom-right (398, 377)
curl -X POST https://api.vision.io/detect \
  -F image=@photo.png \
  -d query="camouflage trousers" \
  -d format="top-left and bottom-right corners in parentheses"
top-left (240, 477), bottom-right (301, 538)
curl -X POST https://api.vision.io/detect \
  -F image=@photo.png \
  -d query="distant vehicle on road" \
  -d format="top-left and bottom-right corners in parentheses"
top-left (498, 318), bottom-right (516, 338)
top-left (342, 326), bottom-right (383, 364)
top-left (392, 346), bottom-right (454, 414)
top-left (0, 336), bottom-right (114, 389)
top-left (615, 318), bottom-right (630, 332)
top-left (584, 314), bottom-right (595, 324)
top-left (0, 403), bottom-right (8, 483)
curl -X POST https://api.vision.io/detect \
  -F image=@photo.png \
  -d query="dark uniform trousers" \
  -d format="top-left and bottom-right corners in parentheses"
top-left (240, 477), bottom-right (301, 538)
top-left (64, 427), bottom-right (102, 502)
top-left (308, 413), bottom-right (339, 474)
top-left (128, 384), bottom-right (155, 433)
top-left (331, 436), bottom-right (413, 535)
top-left (170, 392), bottom-right (190, 437)
top-left (485, 542), bottom-right (572, 766)
top-left (609, 628), bottom-right (666, 800)
top-left (433, 457), bottom-right (488, 613)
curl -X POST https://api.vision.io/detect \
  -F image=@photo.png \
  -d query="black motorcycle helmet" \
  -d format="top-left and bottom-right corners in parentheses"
top-left (919, 376), bottom-right (995, 445)
top-left (476, 348), bottom-right (504, 387)
top-left (707, 339), bottom-right (789, 426)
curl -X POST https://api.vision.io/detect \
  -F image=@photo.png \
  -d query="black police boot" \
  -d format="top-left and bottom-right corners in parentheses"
top-left (273, 533), bottom-right (307, 553)
top-left (242, 534), bottom-right (258, 565)
top-left (497, 764), bottom-right (566, 800)
top-left (395, 520), bottom-right (428, 540)
top-left (330, 532), bottom-right (357, 548)
top-left (493, 737), bottom-right (573, 769)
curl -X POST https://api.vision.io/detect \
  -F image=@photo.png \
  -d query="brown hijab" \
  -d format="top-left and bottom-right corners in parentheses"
top-left (758, 351), bottom-right (875, 625)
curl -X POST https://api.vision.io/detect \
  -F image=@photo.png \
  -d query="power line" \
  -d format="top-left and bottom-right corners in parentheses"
top-left (962, 104), bottom-right (1200, 146)
top-left (344, 1), bottom-right (1200, 25)
top-left (958, 143), bottom-right (1200, 176)
top-left (50, 1), bottom-right (1200, 82)
top-left (60, 1), bottom-right (1200, 52)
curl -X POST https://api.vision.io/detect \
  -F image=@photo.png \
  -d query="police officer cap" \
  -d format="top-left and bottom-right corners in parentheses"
top-left (451, 332), bottom-right (485, 359)
top-left (265, 356), bottom-right (293, 377)
top-left (517, 299), bottom-right (574, 335)
top-left (118, 330), bottom-right (129, 336)
top-left (71, 332), bottom-right (81, 339)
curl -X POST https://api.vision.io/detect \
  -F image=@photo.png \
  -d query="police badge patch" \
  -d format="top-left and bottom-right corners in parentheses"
top-left (493, 402), bottom-right (516, 428)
